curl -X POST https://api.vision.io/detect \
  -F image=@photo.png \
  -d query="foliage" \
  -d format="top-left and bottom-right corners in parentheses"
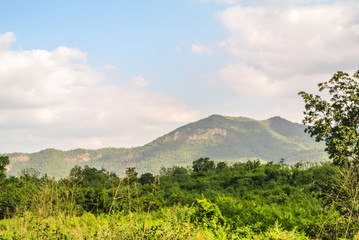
top-left (0, 156), bottom-right (9, 180)
top-left (192, 157), bottom-right (215, 173)
top-left (299, 69), bottom-right (359, 238)
top-left (139, 172), bottom-right (155, 185)
top-left (0, 156), bottom-right (352, 239)
top-left (0, 206), bottom-right (318, 240)
top-left (190, 198), bottom-right (225, 229)
top-left (299, 70), bottom-right (359, 166)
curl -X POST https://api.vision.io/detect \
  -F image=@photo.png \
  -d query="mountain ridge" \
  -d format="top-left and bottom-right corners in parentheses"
top-left (2, 115), bottom-right (328, 178)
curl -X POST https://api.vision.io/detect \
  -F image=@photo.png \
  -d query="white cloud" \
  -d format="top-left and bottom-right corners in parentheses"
top-left (223, 2), bottom-right (359, 73)
top-left (0, 33), bottom-right (200, 152)
top-left (216, 1), bottom-right (359, 98)
top-left (191, 44), bottom-right (212, 55)
top-left (217, 63), bottom-right (280, 97)
top-left (0, 32), bottom-right (16, 50)
top-left (205, 1), bottom-right (359, 122)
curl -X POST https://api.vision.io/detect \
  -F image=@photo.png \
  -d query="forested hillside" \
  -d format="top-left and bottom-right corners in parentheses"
top-left (3, 115), bottom-right (327, 178)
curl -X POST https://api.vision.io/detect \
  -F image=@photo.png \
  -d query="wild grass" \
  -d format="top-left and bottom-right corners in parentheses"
top-left (0, 206), bottom-right (311, 240)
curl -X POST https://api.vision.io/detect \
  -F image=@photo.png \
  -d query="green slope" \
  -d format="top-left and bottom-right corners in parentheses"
top-left (3, 115), bottom-right (328, 178)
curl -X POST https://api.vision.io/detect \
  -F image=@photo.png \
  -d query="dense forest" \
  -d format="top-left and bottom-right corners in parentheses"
top-left (0, 155), bottom-right (357, 239)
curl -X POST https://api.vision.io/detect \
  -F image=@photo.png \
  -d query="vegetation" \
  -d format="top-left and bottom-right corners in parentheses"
top-left (3, 115), bottom-right (327, 179)
top-left (299, 70), bottom-right (359, 166)
top-left (0, 157), bottom-right (357, 239)
top-left (299, 69), bottom-right (359, 238)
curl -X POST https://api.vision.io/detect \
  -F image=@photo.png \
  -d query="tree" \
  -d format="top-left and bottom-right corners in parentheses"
top-left (139, 172), bottom-right (155, 185)
top-left (244, 159), bottom-right (261, 171)
top-left (125, 167), bottom-right (138, 184)
top-left (0, 156), bottom-right (9, 179)
top-left (299, 70), bottom-right (359, 238)
top-left (216, 162), bottom-right (227, 171)
top-left (160, 166), bottom-right (188, 176)
top-left (20, 167), bottom-right (40, 180)
top-left (298, 70), bottom-right (359, 166)
top-left (192, 158), bottom-right (215, 173)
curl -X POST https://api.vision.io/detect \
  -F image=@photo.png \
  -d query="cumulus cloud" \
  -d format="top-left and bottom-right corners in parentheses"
top-left (0, 33), bottom-right (200, 152)
top-left (218, 63), bottom-right (280, 97)
top-left (216, 1), bottom-right (359, 98)
top-left (0, 32), bottom-right (15, 50)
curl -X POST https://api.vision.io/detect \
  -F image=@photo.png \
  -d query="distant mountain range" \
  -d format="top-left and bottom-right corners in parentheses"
top-left (3, 115), bottom-right (328, 178)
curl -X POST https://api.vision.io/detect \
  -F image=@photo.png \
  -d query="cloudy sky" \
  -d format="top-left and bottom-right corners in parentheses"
top-left (1, 0), bottom-right (358, 152)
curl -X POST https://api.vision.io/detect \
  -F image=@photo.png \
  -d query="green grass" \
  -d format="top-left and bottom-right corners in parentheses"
top-left (0, 206), bottom-right (311, 240)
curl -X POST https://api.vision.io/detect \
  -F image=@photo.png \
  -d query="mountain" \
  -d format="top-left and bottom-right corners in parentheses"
top-left (3, 115), bottom-right (328, 178)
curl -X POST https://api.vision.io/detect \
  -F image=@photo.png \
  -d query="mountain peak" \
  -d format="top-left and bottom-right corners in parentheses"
top-left (208, 114), bottom-right (222, 118)
top-left (267, 116), bottom-right (305, 137)
top-left (268, 116), bottom-right (289, 122)
top-left (206, 114), bottom-right (228, 121)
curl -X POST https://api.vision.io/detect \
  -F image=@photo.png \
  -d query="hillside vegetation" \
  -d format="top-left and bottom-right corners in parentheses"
top-left (3, 115), bottom-right (327, 178)
top-left (0, 157), bottom-right (355, 239)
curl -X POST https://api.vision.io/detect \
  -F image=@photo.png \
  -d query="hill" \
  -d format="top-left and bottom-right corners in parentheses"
top-left (3, 115), bottom-right (328, 178)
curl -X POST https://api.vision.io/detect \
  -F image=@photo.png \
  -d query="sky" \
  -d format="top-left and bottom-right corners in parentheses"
top-left (1, 0), bottom-right (358, 152)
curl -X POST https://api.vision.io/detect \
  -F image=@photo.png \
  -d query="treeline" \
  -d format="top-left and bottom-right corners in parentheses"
top-left (0, 156), bottom-right (357, 239)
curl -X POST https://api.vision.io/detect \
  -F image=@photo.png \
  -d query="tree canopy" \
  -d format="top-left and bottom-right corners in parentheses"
top-left (192, 157), bottom-right (215, 173)
top-left (298, 70), bottom-right (359, 166)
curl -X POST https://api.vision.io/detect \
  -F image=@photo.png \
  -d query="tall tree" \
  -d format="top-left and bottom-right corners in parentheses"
top-left (298, 70), bottom-right (359, 166)
top-left (299, 70), bottom-right (359, 238)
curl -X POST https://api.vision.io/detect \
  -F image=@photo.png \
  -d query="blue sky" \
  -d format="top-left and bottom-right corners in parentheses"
top-left (1, 0), bottom-right (358, 152)
top-left (2, 1), bottom-right (235, 110)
